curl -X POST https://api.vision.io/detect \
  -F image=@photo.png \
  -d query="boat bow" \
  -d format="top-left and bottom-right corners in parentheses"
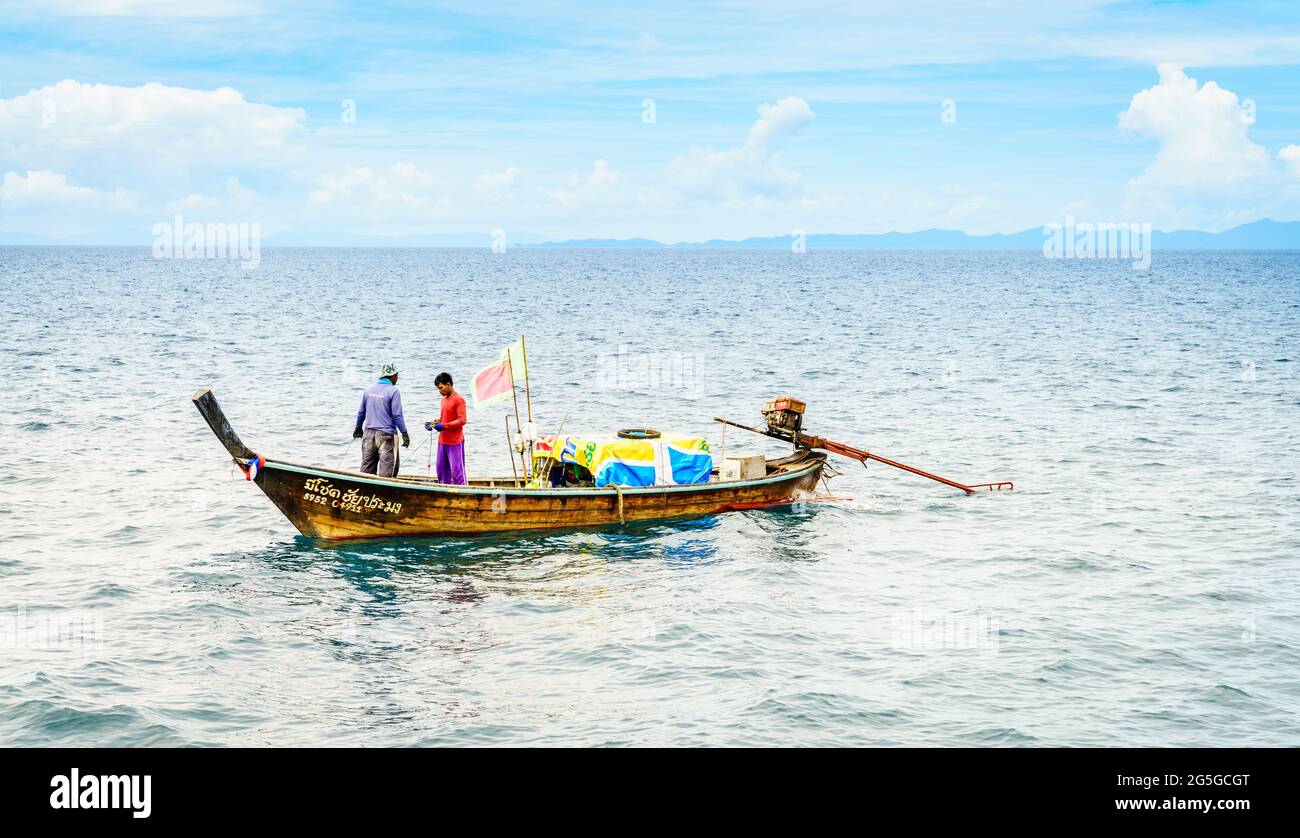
top-left (192, 387), bottom-right (255, 461)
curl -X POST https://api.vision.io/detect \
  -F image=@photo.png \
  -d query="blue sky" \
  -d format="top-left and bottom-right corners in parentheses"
top-left (1, 0), bottom-right (1299, 241)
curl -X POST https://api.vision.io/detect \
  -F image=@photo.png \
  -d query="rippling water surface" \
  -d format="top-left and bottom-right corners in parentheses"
top-left (2, 247), bottom-right (1298, 746)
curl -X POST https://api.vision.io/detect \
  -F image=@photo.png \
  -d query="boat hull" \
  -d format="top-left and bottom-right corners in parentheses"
top-left (193, 387), bottom-right (825, 540)
top-left (253, 453), bottom-right (826, 540)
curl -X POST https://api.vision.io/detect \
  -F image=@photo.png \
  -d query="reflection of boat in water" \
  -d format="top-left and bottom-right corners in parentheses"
top-left (193, 389), bottom-right (826, 541)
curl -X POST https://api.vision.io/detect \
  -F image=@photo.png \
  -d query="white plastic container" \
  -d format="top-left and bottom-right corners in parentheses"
top-left (722, 454), bottom-right (766, 481)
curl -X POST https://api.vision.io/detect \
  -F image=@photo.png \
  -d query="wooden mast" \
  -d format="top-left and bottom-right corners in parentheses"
top-left (506, 349), bottom-right (528, 480)
top-left (520, 334), bottom-right (533, 476)
top-left (521, 335), bottom-right (533, 423)
top-left (504, 415), bottom-right (519, 483)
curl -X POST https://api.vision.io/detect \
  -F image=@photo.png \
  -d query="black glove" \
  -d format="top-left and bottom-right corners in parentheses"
top-left (401, 432), bottom-right (411, 448)
top-left (352, 426), bottom-right (363, 439)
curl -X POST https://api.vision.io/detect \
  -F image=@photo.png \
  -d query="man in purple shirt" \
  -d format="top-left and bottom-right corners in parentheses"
top-left (352, 363), bottom-right (410, 477)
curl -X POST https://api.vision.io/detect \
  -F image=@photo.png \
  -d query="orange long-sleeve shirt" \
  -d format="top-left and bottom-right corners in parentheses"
top-left (438, 390), bottom-right (467, 445)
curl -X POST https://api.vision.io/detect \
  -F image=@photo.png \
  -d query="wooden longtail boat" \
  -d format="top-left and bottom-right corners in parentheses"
top-left (193, 389), bottom-right (826, 540)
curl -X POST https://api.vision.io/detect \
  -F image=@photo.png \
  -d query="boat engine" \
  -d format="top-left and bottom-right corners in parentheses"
top-left (714, 395), bottom-right (1013, 494)
top-left (761, 396), bottom-right (806, 436)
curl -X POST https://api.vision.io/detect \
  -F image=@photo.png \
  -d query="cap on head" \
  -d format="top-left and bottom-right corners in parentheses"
top-left (380, 363), bottom-right (399, 378)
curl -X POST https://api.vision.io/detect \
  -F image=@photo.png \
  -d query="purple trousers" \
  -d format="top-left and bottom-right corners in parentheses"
top-left (436, 441), bottom-right (466, 485)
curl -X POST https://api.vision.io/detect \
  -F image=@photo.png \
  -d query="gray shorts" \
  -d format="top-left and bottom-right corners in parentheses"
top-left (359, 429), bottom-right (399, 477)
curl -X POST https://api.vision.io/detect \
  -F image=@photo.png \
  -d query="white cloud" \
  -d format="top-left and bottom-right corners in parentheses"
top-left (550, 159), bottom-right (624, 207)
top-left (473, 165), bottom-right (520, 200)
top-left (1280, 145), bottom-right (1300, 177)
top-left (306, 163), bottom-right (451, 232)
top-left (1120, 65), bottom-right (1270, 193)
top-left (1116, 64), bottom-right (1300, 226)
top-left (0, 170), bottom-right (133, 209)
top-left (0, 80), bottom-right (306, 190)
top-left (666, 96), bottom-right (815, 203)
top-left (0, 80), bottom-right (307, 238)
top-left (0, 169), bottom-right (139, 236)
top-left (162, 177), bottom-right (262, 215)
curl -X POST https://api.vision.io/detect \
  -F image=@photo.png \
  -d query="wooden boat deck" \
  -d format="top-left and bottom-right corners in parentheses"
top-left (346, 459), bottom-right (809, 492)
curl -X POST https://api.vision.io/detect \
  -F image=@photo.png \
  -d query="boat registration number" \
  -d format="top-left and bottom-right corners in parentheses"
top-left (303, 478), bottom-right (403, 515)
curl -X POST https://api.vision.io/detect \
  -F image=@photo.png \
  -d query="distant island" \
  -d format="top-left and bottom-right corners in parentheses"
top-left (532, 219), bottom-right (1300, 250)
top-left (4, 218), bottom-right (1300, 249)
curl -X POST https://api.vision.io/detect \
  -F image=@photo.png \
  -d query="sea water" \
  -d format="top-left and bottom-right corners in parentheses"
top-left (1, 246), bottom-right (1297, 746)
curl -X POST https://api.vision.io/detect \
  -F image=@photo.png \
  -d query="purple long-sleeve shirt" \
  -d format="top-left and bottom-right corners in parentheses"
top-left (355, 378), bottom-right (409, 435)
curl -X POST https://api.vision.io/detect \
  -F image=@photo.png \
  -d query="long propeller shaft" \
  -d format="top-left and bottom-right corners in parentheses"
top-left (712, 416), bottom-right (1013, 495)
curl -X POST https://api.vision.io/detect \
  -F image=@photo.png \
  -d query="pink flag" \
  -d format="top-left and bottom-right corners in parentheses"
top-left (472, 357), bottom-right (513, 408)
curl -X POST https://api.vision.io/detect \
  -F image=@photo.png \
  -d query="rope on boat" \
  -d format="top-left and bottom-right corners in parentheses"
top-left (335, 437), bottom-right (359, 471)
top-left (334, 432), bottom-right (432, 473)
top-left (613, 484), bottom-right (625, 525)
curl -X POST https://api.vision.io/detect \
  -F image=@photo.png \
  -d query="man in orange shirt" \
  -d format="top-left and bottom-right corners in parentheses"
top-left (425, 372), bottom-right (467, 485)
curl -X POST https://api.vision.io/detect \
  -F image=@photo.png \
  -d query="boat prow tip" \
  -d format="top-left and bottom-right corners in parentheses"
top-left (191, 387), bottom-right (255, 460)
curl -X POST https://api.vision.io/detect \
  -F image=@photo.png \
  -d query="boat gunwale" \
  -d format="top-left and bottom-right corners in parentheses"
top-left (262, 450), bottom-right (825, 498)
